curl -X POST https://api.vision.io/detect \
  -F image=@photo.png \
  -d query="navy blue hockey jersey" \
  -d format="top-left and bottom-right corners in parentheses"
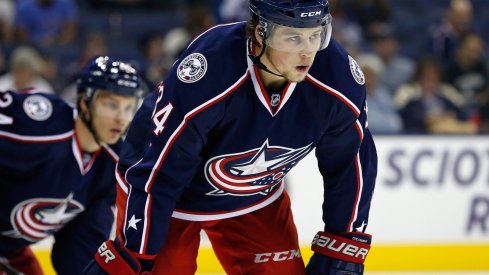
top-left (116, 22), bottom-right (377, 257)
top-left (0, 91), bottom-right (120, 273)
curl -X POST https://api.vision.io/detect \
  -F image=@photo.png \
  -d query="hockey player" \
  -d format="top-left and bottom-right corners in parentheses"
top-left (0, 56), bottom-right (144, 274)
top-left (85, 0), bottom-right (377, 274)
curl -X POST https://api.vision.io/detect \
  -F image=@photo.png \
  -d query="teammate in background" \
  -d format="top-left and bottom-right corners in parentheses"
top-left (86, 0), bottom-right (377, 274)
top-left (0, 56), bottom-right (144, 274)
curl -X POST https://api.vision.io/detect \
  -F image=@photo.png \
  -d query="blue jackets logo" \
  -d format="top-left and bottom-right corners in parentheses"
top-left (1, 193), bottom-right (84, 242)
top-left (177, 53), bottom-right (208, 83)
top-left (205, 140), bottom-right (313, 196)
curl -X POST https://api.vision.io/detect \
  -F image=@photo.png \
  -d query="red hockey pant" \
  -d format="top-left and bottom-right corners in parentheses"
top-left (152, 192), bottom-right (305, 275)
top-left (4, 247), bottom-right (43, 275)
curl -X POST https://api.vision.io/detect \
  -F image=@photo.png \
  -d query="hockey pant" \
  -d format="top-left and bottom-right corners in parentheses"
top-left (1, 247), bottom-right (43, 275)
top-left (152, 192), bottom-right (305, 275)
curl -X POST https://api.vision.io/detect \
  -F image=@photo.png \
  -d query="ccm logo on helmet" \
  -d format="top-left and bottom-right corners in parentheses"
top-left (312, 234), bottom-right (369, 260)
top-left (98, 242), bottom-right (116, 263)
top-left (300, 11), bottom-right (322, 17)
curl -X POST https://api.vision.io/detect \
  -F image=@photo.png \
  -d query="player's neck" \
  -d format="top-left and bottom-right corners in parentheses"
top-left (255, 45), bottom-right (287, 89)
top-left (75, 117), bottom-right (101, 153)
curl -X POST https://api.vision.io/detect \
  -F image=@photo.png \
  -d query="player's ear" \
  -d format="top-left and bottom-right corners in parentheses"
top-left (78, 97), bottom-right (88, 112)
top-left (254, 25), bottom-right (264, 47)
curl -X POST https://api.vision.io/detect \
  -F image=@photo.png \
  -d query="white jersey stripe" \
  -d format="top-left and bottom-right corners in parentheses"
top-left (247, 44), bottom-right (298, 117)
top-left (71, 137), bottom-right (85, 175)
top-left (306, 74), bottom-right (361, 116)
top-left (348, 154), bottom-right (364, 232)
top-left (172, 182), bottom-right (284, 221)
top-left (102, 144), bottom-right (119, 162)
top-left (186, 22), bottom-right (244, 50)
top-left (115, 165), bottom-right (128, 194)
top-left (275, 83), bottom-right (297, 114)
top-left (0, 129), bottom-right (73, 142)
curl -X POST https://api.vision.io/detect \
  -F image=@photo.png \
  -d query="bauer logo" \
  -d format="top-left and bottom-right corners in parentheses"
top-left (177, 53), bottom-right (208, 83)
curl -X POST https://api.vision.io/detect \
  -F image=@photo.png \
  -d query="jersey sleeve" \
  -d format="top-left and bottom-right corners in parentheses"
top-left (0, 90), bottom-right (75, 170)
top-left (115, 45), bottom-right (238, 257)
top-left (313, 52), bottom-right (378, 234)
top-left (51, 185), bottom-right (115, 274)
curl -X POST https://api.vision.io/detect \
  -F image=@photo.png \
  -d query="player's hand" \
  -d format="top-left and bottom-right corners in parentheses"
top-left (83, 240), bottom-right (150, 275)
top-left (305, 231), bottom-right (371, 275)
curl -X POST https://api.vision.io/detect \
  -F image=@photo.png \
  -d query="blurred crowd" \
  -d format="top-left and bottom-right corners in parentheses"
top-left (1, 0), bottom-right (489, 135)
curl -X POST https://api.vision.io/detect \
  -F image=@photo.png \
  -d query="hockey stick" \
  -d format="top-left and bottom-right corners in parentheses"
top-left (0, 260), bottom-right (21, 275)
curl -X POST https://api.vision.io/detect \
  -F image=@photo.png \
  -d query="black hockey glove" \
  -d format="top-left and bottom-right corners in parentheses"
top-left (83, 240), bottom-right (152, 275)
top-left (305, 231), bottom-right (371, 275)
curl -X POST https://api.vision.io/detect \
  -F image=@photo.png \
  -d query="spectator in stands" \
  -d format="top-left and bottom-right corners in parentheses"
top-left (13, 0), bottom-right (78, 47)
top-left (346, 0), bottom-right (391, 41)
top-left (0, 46), bottom-right (54, 93)
top-left (444, 33), bottom-right (488, 113)
top-left (0, 50), bottom-right (6, 76)
top-left (366, 24), bottom-right (415, 94)
top-left (429, 0), bottom-right (475, 65)
top-left (40, 52), bottom-right (62, 92)
top-left (60, 32), bottom-right (109, 104)
top-left (358, 54), bottom-right (402, 134)
top-left (0, 0), bottom-right (14, 44)
top-left (138, 33), bottom-right (172, 90)
top-left (214, 0), bottom-right (249, 23)
top-left (163, 1), bottom-right (215, 60)
top-left (478, 98), bottom-right (489, 133)
top-left (394, 57), bottom-right (476, 134)
top-left (85, 0), bottom-right (144, 9)
top-left (327, 0), bottom-right (363, 52)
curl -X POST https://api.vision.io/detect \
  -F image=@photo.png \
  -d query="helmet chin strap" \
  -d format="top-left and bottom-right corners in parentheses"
top-left (248, 41), bottom-right (284, 78)
top-left (80, 105), bottom-right (102, 148)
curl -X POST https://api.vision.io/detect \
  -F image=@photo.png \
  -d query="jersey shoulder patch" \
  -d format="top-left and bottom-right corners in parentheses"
top-left (22, 94), bottom-right (53, 121)
top-left (177, 53), bottom-right (208, 83)
top-left (309, 39), bottom-right (367, 110)
top-left (348, 55), bottom-right (365, 85)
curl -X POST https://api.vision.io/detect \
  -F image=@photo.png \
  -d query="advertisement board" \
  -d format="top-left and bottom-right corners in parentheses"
top-left (288, 135), bottom-right (489, 270)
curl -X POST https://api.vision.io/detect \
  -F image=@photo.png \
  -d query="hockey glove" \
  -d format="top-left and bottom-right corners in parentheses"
top-left (83, 240), bottom-right (151, 275)
top-left (305, 231), bottom-right (371, 275)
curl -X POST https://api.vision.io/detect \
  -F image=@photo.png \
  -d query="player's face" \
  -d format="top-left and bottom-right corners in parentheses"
top-left (263, 41), bottom-right (318, 83)
top-left (90, 91), bottom-right (137, 144)
top-left (257, 25), bottom-right (322, 84)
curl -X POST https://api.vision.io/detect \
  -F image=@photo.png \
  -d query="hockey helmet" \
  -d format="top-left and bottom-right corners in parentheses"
top-left (76, 56), bottom-right (144, 104)
top-left (249, 0), bottom-right (332, 52)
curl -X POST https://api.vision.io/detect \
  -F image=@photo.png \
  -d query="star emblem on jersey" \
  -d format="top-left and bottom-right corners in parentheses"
top-left (127, 215), bottom-right (141, 230)
top-left (205, 140), bottom-right (313, 196)
top-left (1, 193), bottom-right (84, 242)
top-left (177, 53), bottom-right (208, 83)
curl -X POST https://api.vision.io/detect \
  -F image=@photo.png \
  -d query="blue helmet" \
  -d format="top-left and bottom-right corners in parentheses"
top-left (76, 56), bottom-right (144, 103)
top-left (249, 0), bottom-right (330, 28)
